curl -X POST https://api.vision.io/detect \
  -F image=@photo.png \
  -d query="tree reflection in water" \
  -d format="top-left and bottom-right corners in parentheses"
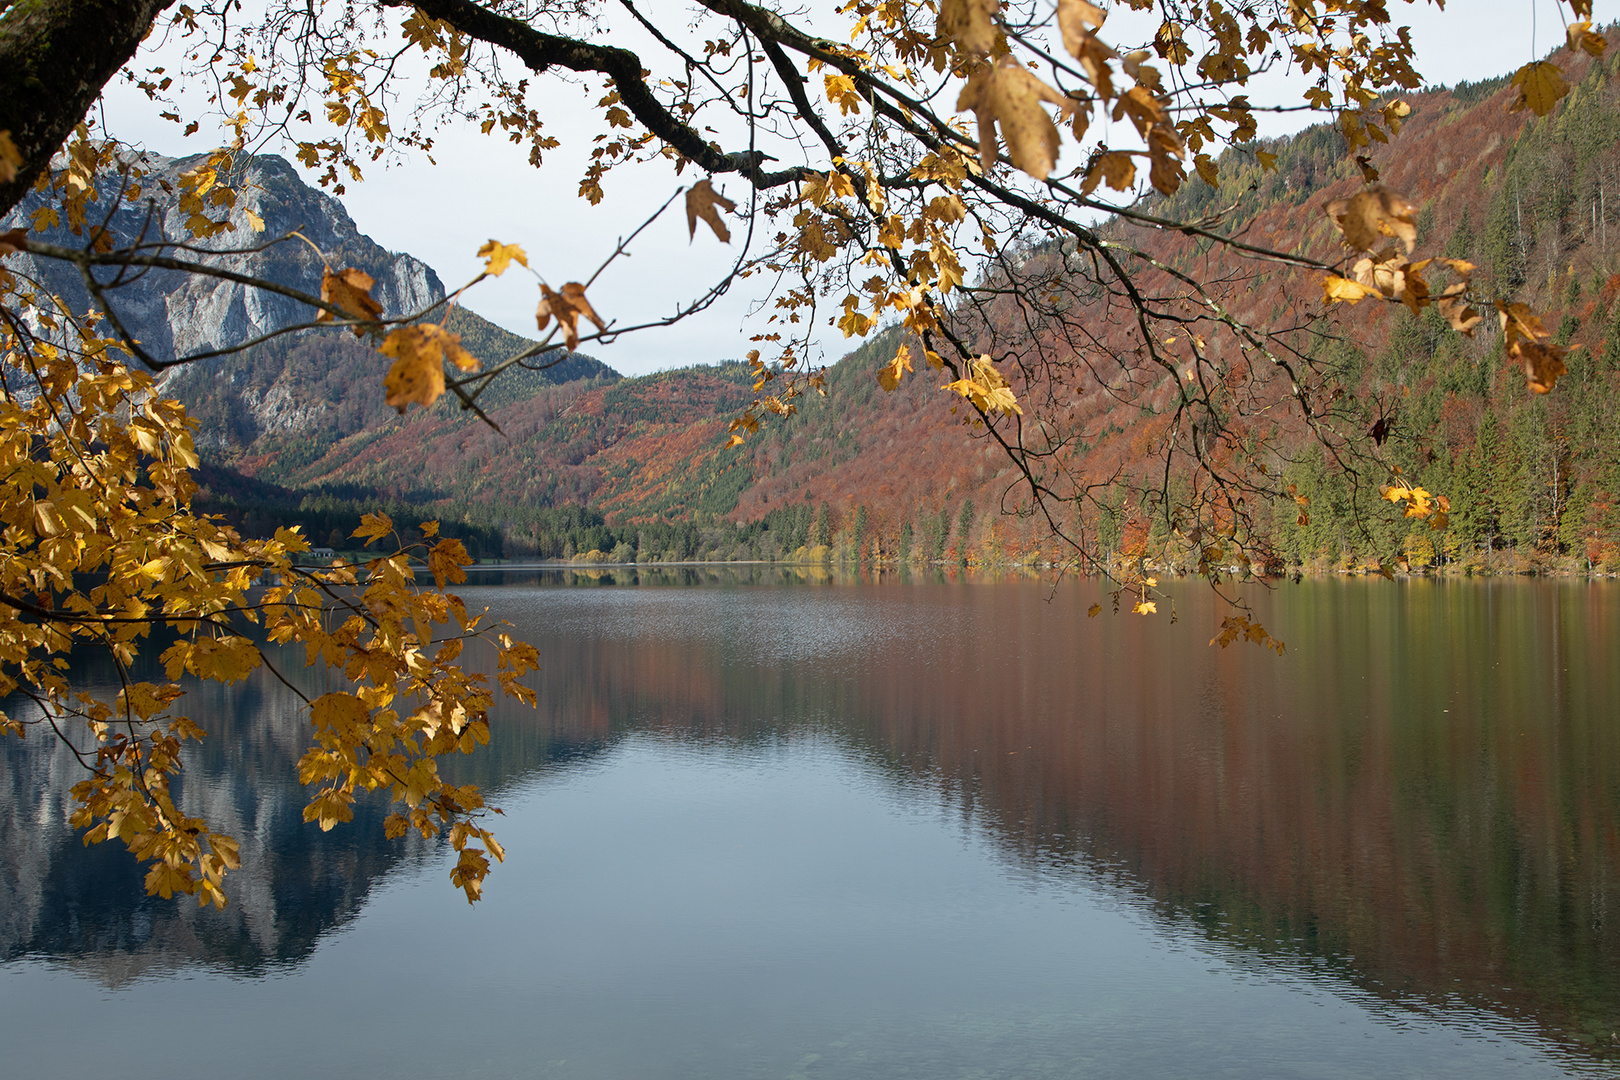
top-left (3, 571), bottom-right (1617, 1064)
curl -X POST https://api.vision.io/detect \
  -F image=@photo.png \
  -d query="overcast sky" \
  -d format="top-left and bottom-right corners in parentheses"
top-left (100, 0), bottom-right (1609, 377)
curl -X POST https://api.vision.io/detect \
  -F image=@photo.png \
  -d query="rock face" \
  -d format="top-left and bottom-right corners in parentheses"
top-left (3, 151), bottom-right (444, 362)
top-left (3, 151), bottom-right (610, 453)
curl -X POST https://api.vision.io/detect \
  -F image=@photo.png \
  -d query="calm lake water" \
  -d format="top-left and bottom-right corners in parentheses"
top-left (3, 571), bottom-right (1620, 1078)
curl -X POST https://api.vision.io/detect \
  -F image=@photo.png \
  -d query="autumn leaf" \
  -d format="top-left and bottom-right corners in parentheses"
top-left (477, 240), bottom-right (528, 276)
top-left (318, 267), bottom-right (384, 333)
top-left (942, 354), bottom-right (1022, 416)
top-left (686, 179), bottom-right (737, 243)
top-left (1322, 274), bottom-right (1380, 304)
top-left (1133, 599), bottom-right (1157, 614)
top-left (1146, 127), bottom-right (1185, 194)
top-left (1437, 290), bottom-right (1482, 335)
top-left (1059, 8), bottom-right (1118, 100)
top-left (878, 343), bottom-right (914, 391)
top-left (956, 56), bottom-right (1071, 177)
top-left (0, 228), bottom-right (26, 258)
top-left (1508, 60), bottom-right (1570, 116)
top-left (0, 130), bottom-right (19, 184)
top-left (1056, 0), bottom-right (1106, 58)
top-left (379, 324), bottom-right (478, 412)
top-left (352, 511), bottom-right (394, 544)
top-left (1515, 340), bottom-right (1568, 394)
top-left (427, 537), bottom-right (471, 588)
top-left (1568, 21), bottom-right (1607, 57)
top-left (1153, 21), bottom-right (1190, 65)
top-left (536, 281), bottom-right (606, 351)
top-left (1192, 153), bottom-right (1218, 186)
top-left (1323, 185), bottom-right (1418, 253)
top-left (938, 0), bottom-right (1000, 55)
top-left (1497, 300), bottom-right (1550, 349)
top-left (1079, 150), bottom-right (1137, 195)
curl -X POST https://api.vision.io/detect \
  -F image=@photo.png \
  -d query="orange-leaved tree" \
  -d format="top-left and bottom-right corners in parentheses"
top-left (0, 0), bottom-right (1600, 901)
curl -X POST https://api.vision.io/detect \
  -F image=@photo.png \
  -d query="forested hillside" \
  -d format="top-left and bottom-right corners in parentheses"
top-left (197, 33), bottom-right (1620, 572)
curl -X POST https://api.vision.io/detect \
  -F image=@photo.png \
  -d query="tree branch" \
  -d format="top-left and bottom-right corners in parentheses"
top-left (0, 0), bottom-right (175, 215)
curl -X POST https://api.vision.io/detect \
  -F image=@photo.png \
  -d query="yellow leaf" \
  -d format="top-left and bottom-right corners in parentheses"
top-left (685, 179), bottom-right (737, 243)
top-left (1568, 20), bottom-right (1607, 57)
top-left (0, 130), bottom-right (21, 185)
top-left (352, 511), bottom-right (394, 543)
top-left (956, 56), bottom-right (1071, 178)
top-left (1509, 60), bottom-right (1570, 116)
top-left (428, 537), bottom-right (470, 587)
top-left (1133, 600), bottom-right (1157, 614)
top-left (878, 343), bottom-right (914, 391)
top-left (380, 324), bottom-right (480, 412)
top-left (310, 692), bottom-right (370, 739)
top-left (477, 240), bottom-right (528, 276)
top-left (1087, 603), bottom-right (1102, 617)
top-left (1322, 274), bottom-right (1380, 304)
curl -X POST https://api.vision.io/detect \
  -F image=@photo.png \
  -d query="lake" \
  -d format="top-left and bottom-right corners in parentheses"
top-left (3, 571), bottom-right (1619, 1078)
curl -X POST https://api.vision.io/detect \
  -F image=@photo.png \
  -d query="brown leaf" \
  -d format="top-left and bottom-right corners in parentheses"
top-left (0, 130), bottom-right (21, 185)
top-left (1080, 150), bottom-right (1137, 195)
top-left (1437, 293), bottom-right (1482, 335)
top-left (319, 267), bottom-right (384, 334)
top-left (1111, 85), bottom-right (1168, 141)
top-left (1514, 340), bottom-right (1568, 394)
top-left (939, 0), bottom-right (1000, 55)
top-left (1508, 60), bottom-right (1569, 116)
top-left (1146, 126), bottom-right (1185, 195)
top-left (1063, 19), bottom-right (1117, 100)
top-left (0, 227), bottom-right (27, 257)
top-left (377, 323), bottom-right (478, 414)
top-left (380, 328), bottom-right (445, 412)
top-left (1193, 153), bottom-right (1218, 186)
top-left (1056, 0), bottom-right (1106, 57)
top-left (686, 179), bottom-right (737, 243)
top-left (1153, 21), bottom-right (1190, 65)
top-left (1568, 20), bottom-right (1607, 57)
top-left (536, 281), bottom-right (607, 351)
top-left (956, 56), bottom-right (1071, 177)
top-left (1354, 154), bottom-right (1380, 182)
top-left (1496, 300), bottom-right (1549, 348)
top-left (1120, 50), bottom-right (1162, 94)
top-left (1323, 184), bottom-right (1418, 254)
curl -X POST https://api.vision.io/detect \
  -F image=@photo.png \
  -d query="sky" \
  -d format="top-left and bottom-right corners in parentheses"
top-left (99, 0), bottom-right (1610, 377)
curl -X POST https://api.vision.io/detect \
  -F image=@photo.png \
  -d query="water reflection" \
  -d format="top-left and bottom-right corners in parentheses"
top-left (3, 572), bottom-right (1618, 1068)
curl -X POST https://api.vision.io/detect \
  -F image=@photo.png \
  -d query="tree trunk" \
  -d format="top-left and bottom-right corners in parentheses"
top-left (0, 0), bottom-right (173, 215)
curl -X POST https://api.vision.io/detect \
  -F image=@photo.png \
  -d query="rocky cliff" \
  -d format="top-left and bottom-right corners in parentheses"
top-left (3, 151), bottom-right (443, 360)
top-left (3, 151), bottom-right (614, 452)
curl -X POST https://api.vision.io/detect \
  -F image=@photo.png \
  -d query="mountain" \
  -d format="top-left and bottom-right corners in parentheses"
top-left (1, 151), bottom-right (616, 452)
top-left (246, 31), bottom-right (1620, 572)
top-left (20, 35), bottom-right (1620, 573)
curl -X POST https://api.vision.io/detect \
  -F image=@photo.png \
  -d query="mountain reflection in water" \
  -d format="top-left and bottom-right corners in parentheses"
top-left (2, 570), bottom-right (1617, 1072)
